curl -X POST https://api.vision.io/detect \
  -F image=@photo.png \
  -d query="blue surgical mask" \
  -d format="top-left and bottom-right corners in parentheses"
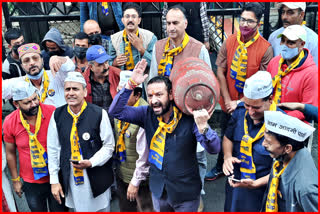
top-left (280, 44), bottom-right (299, 60)
top-left (27, 69), bottom-right (44, 80)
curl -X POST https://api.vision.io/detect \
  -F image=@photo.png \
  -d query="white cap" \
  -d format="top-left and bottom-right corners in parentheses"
top-left (64, 72), bottom-right (86, 87)
top-left (12, 81), bottom-right (37, 101)
top-left (277, 25), bottom-right (307, 42)
top-left (119, 70), bottom-right (142, 88)
top-left (243, 71), bottom-right (273, 100)
top-left (265, 111), bottom-right (315, 142)
top-left (278, 2), bottom-right (306, 11)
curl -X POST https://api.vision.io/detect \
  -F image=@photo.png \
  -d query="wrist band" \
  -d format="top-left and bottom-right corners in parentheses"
top-left (127, 80), bottom-right (137, 90)
top-left (11, 176), bottom-right (20, 181)
top-left (129, 78), bottom-right (138, 86)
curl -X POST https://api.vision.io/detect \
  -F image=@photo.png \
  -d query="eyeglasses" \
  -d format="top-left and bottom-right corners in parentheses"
top-left (21, 55), bottom-right (41, 64)
top-left (239, 17), bottom-right (258, 26)
top-left (124, 14), bottom-right (138, 19)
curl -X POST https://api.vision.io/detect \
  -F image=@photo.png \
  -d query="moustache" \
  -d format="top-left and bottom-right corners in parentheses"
top-left (29, 66), bottom-right (39, 71)
top-left (128, 22), bottom-right (134, 25)
top-left (102, 67), bottom-right (109, 74)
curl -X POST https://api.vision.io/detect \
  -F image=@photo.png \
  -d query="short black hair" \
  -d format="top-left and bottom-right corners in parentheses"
top-left (4, 28), bottom-right (22, 45)
top-left (242, 2), bottom-right (264, 22)
top-left (123, 2), bottom-right (142, 17)
top-left (167, 4), bottom-right (187, 19)
top-left (262, 91), bottom-right (273, 102)
top-left (133, 87), bottom-right (142, 97)
top-left (74, 32), bottom-right (89, 43)
top-left (147, 76), bottom-right (172, 94)
top-left (266, 130), bottom-right (307, 151)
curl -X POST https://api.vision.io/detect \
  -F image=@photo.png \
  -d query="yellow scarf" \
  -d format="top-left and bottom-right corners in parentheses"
top-left (116, 99), bottom-right (140, 162)
top-left (272, 50), bottom-right (305, 104)
top-left (240, 101), bottom-right (277, 179)
top-left (230, 30), bottom-right (260, 93)
top-left (149, 106), bottom-right (182, 170)
top-left (67, 101), bottom-right (87, 185)
top-left (158, 33), bottom-right (189, 76)
top-left (19, 105), bottom-right (48, 180)
top-left (265, 160), bottom-right (291, 212)
top-left (123, 29), bottom-right (139, 70)
top-left (25, 69), bottom-right (49, 103)
top-left (101, 2), bottom-right (109, 16)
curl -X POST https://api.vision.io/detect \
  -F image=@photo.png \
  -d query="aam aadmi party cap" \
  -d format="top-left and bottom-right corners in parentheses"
top-left (18, 43), bottom-right (41, 59)
top-left (277, 25), bottom-right (307, 42)
top-left (12, 81), bottom-right (37, 101)
top-left (86, 45), bottom-right (111, 63)
top-left (265, 111), bottom-right (315, 142)
top-left (278, 2), bottom-right (306, 11)
top-left (243, 71), bottom-right (273, 100)
top-left (119, 70), bottom-right (143, 88)
top-left (64, 72), bottom-right (87, 87)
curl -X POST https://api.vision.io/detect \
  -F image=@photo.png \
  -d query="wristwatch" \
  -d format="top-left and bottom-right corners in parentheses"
top-left (201, 125), bottom-right (209, 135)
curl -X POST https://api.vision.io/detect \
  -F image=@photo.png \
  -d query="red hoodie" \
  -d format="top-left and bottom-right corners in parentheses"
top-left (267, 48), bottom-right (318, 121)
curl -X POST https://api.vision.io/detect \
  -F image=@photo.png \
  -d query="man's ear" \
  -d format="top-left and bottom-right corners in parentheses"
top-left (284, 144), bottom-right (293, 154)
top-left (169, 89), bottom-right (173, 101)
top-left (13, 101), bottom-right (19, 109)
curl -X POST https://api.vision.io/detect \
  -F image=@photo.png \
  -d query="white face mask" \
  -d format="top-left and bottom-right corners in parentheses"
top-left (280, 44), bottom-right (299, 60)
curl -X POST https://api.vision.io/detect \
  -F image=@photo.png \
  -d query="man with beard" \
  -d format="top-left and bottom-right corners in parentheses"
top-left (222, 71), bottom-right (282, 211)
top-left (262, 111), bottom-right (317, 212)
top-left (82, 45), bottom-right (120, 113)
top-left (3, 28), bottom-right (26, 79)
top-left (267, 25), bottom-right (318, 122)
top-left (41, 28), bottom-right (74, 70)
top-left (109, 59), bottom-right (221, 212)
top-left (83, 19), bottom-right (108, 50)
top-left (47, 72), bottom-right (115, 211)
top-left (72, 32), bottom-right (89, 73)
top-left (268, 3), bottom-right (318, 66)
top-left (2, 43), bottom-right (75, 107)
top-left (205, 3), bottom-right (273, 182)
top-left (109, 3), bottom-right (157, 72)
top-left (3, 81), bottom-right (65, 212)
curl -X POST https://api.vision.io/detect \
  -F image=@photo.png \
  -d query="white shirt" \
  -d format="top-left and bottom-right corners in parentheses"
top-left (47, 108), bottom-right (115, 211)
top-left (2, 57), bottom-right (75, 107)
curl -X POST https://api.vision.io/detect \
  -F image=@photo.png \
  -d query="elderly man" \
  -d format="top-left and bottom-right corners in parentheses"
top-left (47, 72), bottom-right (115, 211)
top-left (2, 43), bottom-right (75, 107)
top-left (267, 25), bottom-right (318, 122)
top-left (3, 28), bottom-right (25, 79)
top-left (72, 32), bottom-right (89, 73)
top-left (262, 111), bottom-right (317, 212)
top-left (222, 71), bottom-right (282, 212)
top-left (206, 2), bottom-right (273, 182)
top-left (109, 59), bottom-right (220, 212)
top-left (109, 2), bottom-right (157, 71)
top-left (41, 28), bottom-right (74, 70)
top-left (3, 81), bottom-right (64, 211)
top-left (83, 19), bottom-right (107, 48)
top-left (268, 2), bottom-right (318, 65)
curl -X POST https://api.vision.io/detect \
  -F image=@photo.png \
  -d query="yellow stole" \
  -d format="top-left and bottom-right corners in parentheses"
top-left (101, 2), bottom-right (109, 16)
top-left (157, 33), bottom-right (189, 76)
top-left (149, 106), bottom-right (182, 170)
top-left (239, 101), bottom-right (277, 179)
top-left (123, 29), bottom-right (139, 70)
top-left (116, 99), bottom-right (140, 162)
top-left (230, 30), bottom-right (260, 93)
top-left (25, 69), bottom-right (49, 103)
top-left (272, 50), bottom-right (305, 104)
top-left (265, 160), bottom-right (291, 212)
top-left (19, 105), bottom-right (49, 180)
top-left (67, 101), bottom-right (87, 185)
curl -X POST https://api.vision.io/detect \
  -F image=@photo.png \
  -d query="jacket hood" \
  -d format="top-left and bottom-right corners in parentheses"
top-left (41, 27), bottom-right (66, 51)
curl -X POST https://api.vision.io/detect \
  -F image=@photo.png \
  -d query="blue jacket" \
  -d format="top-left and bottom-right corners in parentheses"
top-left (80, 2), bottom-right (124, 32)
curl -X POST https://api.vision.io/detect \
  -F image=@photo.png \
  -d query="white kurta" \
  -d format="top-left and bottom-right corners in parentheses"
top-left (47, 109), bottom-right (115, 211)
top-left (2, 57), bottom-right (75, 107)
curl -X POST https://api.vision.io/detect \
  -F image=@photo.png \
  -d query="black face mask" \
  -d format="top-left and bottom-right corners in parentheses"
top-left (73, 46), bottom-right (88, 60)
top-left (88, 33), bottom-right (102, 45)
top-left (12, 42), bottom-right (25, 56)
top-left (48, 50), bottom-right (62, 57)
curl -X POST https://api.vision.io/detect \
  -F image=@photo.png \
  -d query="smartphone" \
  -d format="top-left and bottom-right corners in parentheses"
top-left (228, 176), bottom-right (241, 183)
top-left (69, 159), bottom-right (80, 164)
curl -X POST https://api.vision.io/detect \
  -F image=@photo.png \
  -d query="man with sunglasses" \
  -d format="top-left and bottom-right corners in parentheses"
top-left (205, 2), bottom-right (273, 182)
top-left (2, 43), bottom-right (75, 108)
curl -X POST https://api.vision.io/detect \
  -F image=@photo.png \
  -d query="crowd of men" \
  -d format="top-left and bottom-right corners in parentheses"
top-left (2, 2), bottom-right (318, 212)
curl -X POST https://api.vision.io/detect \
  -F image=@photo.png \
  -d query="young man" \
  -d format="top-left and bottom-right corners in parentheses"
top-left (47, 72), bottom-right (115, 211)
top-left (3, 81), bottom-right (64, 212)
top-left (109, 59), bottom-right (220, 212)
top-left (262, 111), bottom-right (317, 212)
top-left (72, 32), bottom-right (89, 73)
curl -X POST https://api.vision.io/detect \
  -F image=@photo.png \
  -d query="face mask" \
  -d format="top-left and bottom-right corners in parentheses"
top-left (48, 50), bottom-right (61, 57)
top-left (88, 33), bottom-right (102, 45)
top-left (12, 42), bottom-right (25, 56)
top-left (280, 44), bottom-right (299, 60)
top-left (26, 69), bottom-right (44, 80)
top-left (73, 46), bottom-right (88, 60)
top-left (239, 26), bottom-right (257, 40)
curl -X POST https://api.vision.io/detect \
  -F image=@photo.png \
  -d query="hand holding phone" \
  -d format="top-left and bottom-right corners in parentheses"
top-left (69, 159), bottom-right (80, 164)
top-left (228, 175), bottom-right (241, 183)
